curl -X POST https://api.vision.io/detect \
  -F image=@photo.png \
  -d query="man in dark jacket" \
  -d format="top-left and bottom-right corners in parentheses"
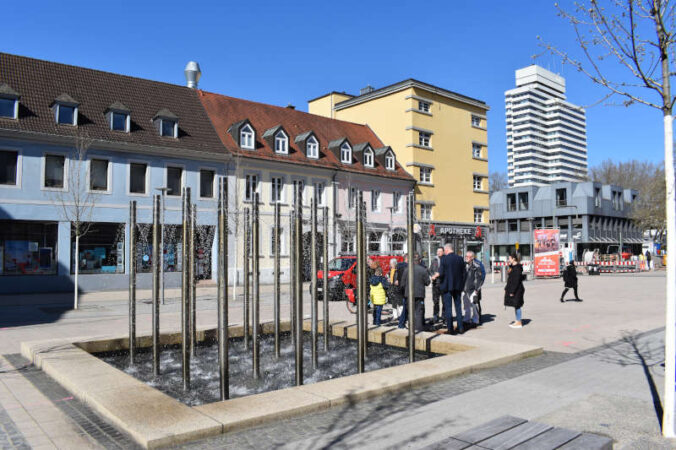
top-left (560, 262), bottom-right (581, 302)
top-left (433, 243), bottom-right (466, 334)
top-left (463, 251), bottom-right (484, 328)
top-left (398, 254), bottom-right (430, 331)
top-left (428, 247), bottom-right (444, 322)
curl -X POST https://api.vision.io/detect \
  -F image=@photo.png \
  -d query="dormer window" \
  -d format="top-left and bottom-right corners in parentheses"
top-left (385, 151), bottom-right (395, 170)
top-left (307, 136), bottom-right (319, 159)
top-left (363, 148), bottom-right (374, 167)
top-left (341, 142), bottom-right (352, 164)
top-left (106, 102), bottom-right (131, 133)
top-left (53, 94), bottom-right (79, 126)
top-left (153, 108), bottom-right (179, 138)
top-left (0, 84), bottom-right (19, 119)
top-left (274, 130), bottom-right (288, 154)
top-left (241, 124), bottom-right (254, 149)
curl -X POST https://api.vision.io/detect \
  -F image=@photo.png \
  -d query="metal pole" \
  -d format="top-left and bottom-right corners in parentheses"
top-left (290, 208), bottom-right (296, 343)
top-left (294, 185), bottom-right (303, 386)
top-left (252, 193), bottom-right (260, 379)
top-left (407, 192), bottom-right (415, 363)
top-left (311, 194), bottom-right (318, 371)
top-left (152, 195), bottom-right (161, 376)
top-left (160, 192), bottom-right (164, 305)
top-left (360, 199), bottom-right (368, 354)
top-left (356, 192), bottom-right (365, 374)
top-left (274, 202), bottom-right (281, 358)
top-left (129, 201), bottom-right (137, 366)
top-left (217, 178), bottom-right (229, 400)
top-left (190, 203), bottom-right (197, 356)
top-left (243, 208), bottom-right (250, 351)
top-left (322, 206), bottom-right (329, 352)
top-left (181, 188), bottom-right (191, 390)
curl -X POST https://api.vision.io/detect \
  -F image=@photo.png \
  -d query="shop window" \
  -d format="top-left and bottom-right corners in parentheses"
top-left (72, 222), bottom-right (125, 274)
top-left (44, 154), bottom-right (65, 188)
top-left (0, 221), bottom-right (58, 275)
top-left (0, 150), bottom-right (18, 185)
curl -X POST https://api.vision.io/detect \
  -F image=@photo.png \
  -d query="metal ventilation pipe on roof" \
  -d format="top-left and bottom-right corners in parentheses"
top-left (184, 61), bottom-right (202, 89)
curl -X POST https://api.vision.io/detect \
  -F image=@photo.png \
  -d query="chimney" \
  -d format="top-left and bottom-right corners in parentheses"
top-left (184, 61), bottom-right (202, 89)
top-left (360, 85), bottom-right (374, 95)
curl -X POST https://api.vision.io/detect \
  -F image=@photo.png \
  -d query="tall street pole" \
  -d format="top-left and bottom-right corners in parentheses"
top-left (217, 178), bottom-right (229, 400)
top-left (407, 192), bottom-right (416, 363)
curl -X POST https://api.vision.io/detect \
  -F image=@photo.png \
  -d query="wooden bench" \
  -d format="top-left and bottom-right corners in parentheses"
top-left (424, 415), bottom-right (613, 450)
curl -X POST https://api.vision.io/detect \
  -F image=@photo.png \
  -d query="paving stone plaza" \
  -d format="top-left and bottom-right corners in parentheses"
top-left (0, 271), bottom-right (672, 449)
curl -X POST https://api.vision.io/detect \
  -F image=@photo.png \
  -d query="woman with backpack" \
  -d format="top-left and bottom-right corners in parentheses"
top-left (504, 252), bottom-right (525, 329)
top-left (561, 261), bottom-right (582, 302)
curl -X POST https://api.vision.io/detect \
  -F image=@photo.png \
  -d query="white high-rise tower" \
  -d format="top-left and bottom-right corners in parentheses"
top-left (505, 65), bottom-right (588, 187)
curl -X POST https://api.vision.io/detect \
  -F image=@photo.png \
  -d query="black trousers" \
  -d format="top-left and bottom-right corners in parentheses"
top-left (432, 283), bottom-right (443, 317)
top-left (561, 287), bottom-right (579, 300)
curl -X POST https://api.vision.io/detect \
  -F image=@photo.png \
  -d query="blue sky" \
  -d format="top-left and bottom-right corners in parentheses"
top-left (3, 0), bottom-right (665, 173)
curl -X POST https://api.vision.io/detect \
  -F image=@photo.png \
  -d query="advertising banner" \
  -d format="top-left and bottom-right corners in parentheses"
top-left (534, 229), bottom-right (560, 277)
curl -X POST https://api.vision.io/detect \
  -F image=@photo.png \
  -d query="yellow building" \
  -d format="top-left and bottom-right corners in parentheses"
top-left (308, 79), bottom-right (490, 258)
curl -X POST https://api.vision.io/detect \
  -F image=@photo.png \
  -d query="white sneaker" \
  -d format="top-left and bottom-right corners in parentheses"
top-left (509, 322), bottom-right (523, 329)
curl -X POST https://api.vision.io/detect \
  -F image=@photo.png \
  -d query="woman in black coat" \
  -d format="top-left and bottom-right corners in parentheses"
top-left (504, 253), bottom-right (525, 329)
top-left (561, 262), bottom-right (581, 302)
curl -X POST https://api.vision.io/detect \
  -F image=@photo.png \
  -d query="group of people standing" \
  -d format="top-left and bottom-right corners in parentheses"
top-left (368, 244), bottom-right (488, 334)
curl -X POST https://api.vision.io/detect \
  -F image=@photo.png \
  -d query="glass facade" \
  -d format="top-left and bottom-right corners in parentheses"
top-left (0, 221), bottom-right (58, 275)
top-left (72, 222), bottom-right (125, 274)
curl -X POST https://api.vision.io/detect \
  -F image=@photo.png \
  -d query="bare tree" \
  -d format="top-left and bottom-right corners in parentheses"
top-left (489, 171), bottom-right (508, 194)
top-left (540, 0), bottom-right (676, 435)
top-left (53, 133), bottom-right (98, 309)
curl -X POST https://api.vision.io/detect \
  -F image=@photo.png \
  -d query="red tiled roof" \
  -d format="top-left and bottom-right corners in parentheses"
top-left (198, 91), bottom-right (414, 181)
top-left (0, 53), bottom-right (225, 156)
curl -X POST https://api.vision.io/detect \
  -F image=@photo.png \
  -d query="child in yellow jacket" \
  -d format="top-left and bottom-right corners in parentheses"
top-left (370, 267), bottom-right (390, 325)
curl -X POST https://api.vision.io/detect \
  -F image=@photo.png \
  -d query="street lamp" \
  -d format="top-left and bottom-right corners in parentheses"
top-left (155, 187), bottom-right (170, 305)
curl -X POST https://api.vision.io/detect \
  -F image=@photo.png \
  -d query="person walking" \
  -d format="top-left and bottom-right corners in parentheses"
top-left (398, 254), bottom-right (430, 331)
top-left (504, 252), bottom-right (525, 329)
top-left (646, 250), bottom-right (652, 271)
top-left (462, 251), bottom-right (484, 329)
top-left (560, 261), bottom-right (581, 302)
top-left (433, 243), bottom-right (466, 335)
top-left (370, 267), bottom-right (390, 325)
top-left (429, 247), bottom-right (444, 322)
top-left (387, 258), bottom-right (403, 320)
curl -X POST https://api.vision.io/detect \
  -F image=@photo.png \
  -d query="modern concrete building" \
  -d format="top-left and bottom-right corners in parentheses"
top-left (505, 65), bottom-right (588, 187)
top-left (489, 181), bottom-right (641, 261)
top-left (308, 79), bottom-right (490, 262)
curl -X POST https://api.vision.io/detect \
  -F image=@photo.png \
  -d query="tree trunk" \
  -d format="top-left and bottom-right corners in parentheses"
top-left (663, 112), bottom-right (675, 437)
top-left (74, 234), bottom-right (80, 310)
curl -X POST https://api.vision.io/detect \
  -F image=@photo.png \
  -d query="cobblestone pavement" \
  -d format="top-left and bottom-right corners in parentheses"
top-left (0, 272), bottom-right (670, 448)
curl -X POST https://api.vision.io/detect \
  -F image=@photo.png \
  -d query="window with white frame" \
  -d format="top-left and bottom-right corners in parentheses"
top-left (89, 159), bottom-right (109, 192)
top-left (200, 169), bottom-right (215, 198)
top-left (271, 176), bottom-right (284, 203)
top-left (471, 115), bottom-right (482, 127)
top-left (111, 112), bottom-right (129, 132)
top-left (240, 124), bottom-right (254, 149)
top-left (56, 104), bottom-right (77, 125)
top-left (385, 151), bottom-right (395, 170)
top-left (371, 190), bottom-right (380, 212)
top-left (306, 136), bottom-right (319, 158)
top-left (419, 167), bottom-right (432, 184)
top-left (245, 174), bottom-right (259, 201)
top-left (160, 119), bottom-right (177, 138)
top-left (418, 101), bottom-right (430, 113)
top-left (292, 179), bottom-right (305, 203)
top-left (270, 226), bottom-right (285, 256)
top-left (418, 131), bottom-right (431, 147)
top-left (0, 150), bottom-right (18, 185)
top-left (363, 148), bottom-right (374, 167)
top-left (420, 204), bottom-right (432, 221)
top-left (167, 166), bottom-right (183, 196)
top-left (474, 208), bottom-right (484, 223)
top-left (472, 144), bottom-right (482, 158)
top-left (392, 191), bottom-right (401, 213)
top-left (341, 231), bottom-right (355, 253)
top-left (340, 142), bottom-right (352, 163)
top-left (129, 163), bottom-right (147, 194)
top-left (44, 154), bottom-right (65, 188)
top-left (473, 175), bottom-right (483, 190)
top-left (368, 232), bottom-right (382, 252)
top-left (0, 97), bottom-right (18, 119)
top-left (274, 130), bottom-right (288, 154)
top-left (313, 182), bottom-right (326, 206)
top-left (348, 186), bottom-right (357, 209)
